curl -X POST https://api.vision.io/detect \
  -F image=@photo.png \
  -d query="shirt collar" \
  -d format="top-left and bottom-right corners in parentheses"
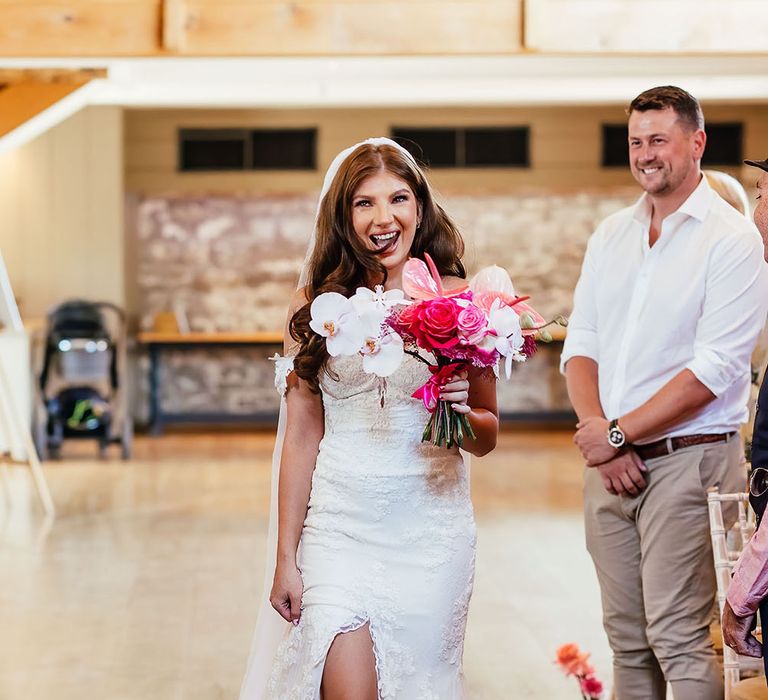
top-left (677, 175), bottom-right (711, 222)
top-left (631, 174), bottom-right (712, 227)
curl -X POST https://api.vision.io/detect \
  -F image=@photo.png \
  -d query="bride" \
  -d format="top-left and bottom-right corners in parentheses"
top-left (239, 137), bottom-right (499, 699)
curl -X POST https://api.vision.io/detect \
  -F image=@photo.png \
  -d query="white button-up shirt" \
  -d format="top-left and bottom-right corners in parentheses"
top-left (561, 176), bottom-right (768, 442)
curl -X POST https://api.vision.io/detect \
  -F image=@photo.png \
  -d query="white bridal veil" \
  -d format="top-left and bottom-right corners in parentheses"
top-left (238, 137), bottom-right (420, 699)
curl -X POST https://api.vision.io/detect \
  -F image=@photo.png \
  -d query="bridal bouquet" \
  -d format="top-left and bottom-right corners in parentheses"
top-left (309, 254), bottom-right (564, 448)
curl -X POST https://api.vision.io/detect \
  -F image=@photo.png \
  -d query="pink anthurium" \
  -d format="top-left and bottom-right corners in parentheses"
top-left (470, 264), bottom-right (546, 332)
top-left (403, 253), bottom-right (468, 301)
top-left (470, 265), bottom-right (515, 297)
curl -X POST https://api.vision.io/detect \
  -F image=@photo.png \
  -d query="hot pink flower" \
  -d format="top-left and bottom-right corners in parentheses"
top-left (387, 303), bottom-right (419, 345)
top-left (457, 303), bottom-right (488, 344)
top-left (413, 298), bottom-right (461, 351)
top-left (579, 675), bottom-right (604, 698)
top-left (522, 334), bottom-right (538, 358)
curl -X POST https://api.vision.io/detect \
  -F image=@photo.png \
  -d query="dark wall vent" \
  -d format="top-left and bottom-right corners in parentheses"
top-left (179, 128), bottom-right (248, 171)
top-left (702, 123), bottom-right (743, 166)
top-left (178, 128), bottom-right (317, 171)
top-left (392, 126), bottom-right (529, 168)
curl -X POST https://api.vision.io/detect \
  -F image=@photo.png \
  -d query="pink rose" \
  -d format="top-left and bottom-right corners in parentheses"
top-left (457, 304), bottom-right (488, 344)
top-left (580, 675), bottom-right (604, 698)
top-left (413, 298), bottom-right (460, 351)
top-left (388, 303), bottom-right (419, 339)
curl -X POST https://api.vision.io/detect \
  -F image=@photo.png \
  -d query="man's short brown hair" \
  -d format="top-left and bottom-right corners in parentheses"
top-left (628, 86), bottom-right (705, 132)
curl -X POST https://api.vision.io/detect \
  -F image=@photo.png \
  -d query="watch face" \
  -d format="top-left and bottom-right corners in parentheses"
top-left (608, 428), bottom-right (625, 448)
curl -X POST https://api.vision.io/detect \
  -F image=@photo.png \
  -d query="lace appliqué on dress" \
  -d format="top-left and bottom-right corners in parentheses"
top-left (440, 563), bottom-right (475, 666)
top-left (266, 353), bottom-right (474, 700)
top-left (270, 353), bottom-right (295, 396)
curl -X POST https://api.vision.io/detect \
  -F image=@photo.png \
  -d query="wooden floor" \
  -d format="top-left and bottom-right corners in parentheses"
top-left (0, 429), bottom-right (611, 700)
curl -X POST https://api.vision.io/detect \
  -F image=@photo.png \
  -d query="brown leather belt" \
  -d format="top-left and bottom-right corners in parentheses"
top-left (632, 432), bottom-right (735, 461)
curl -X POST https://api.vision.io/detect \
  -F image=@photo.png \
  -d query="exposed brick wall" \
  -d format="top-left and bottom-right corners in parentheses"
top-left (133, 189), bottom-right (639, 417)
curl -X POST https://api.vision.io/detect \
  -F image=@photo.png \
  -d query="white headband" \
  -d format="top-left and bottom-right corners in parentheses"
top-left (318, 136), bottom-right (419, 206)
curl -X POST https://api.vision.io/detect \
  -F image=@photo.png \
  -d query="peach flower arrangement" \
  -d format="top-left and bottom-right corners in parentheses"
top-left (555, 643), bottom-right (604, 699)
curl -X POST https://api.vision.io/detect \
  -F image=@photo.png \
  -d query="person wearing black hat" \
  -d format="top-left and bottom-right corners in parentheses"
top-left (722, 156), bottom-right (768, 678)
top-left (744, 157), bottom-right (768, 260)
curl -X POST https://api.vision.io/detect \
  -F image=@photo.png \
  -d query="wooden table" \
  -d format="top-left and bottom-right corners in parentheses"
top-left (137, 326), bottom-right (571, 433)
top-left (137, 331), bottom-right (282, 434)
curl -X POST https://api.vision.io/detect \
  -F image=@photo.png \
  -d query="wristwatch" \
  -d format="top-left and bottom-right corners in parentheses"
top-left (607, 419), bottom-right (626, 449)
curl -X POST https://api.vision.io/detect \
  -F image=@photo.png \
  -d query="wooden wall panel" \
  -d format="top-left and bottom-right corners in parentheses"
top-left (2, 0), bottom-right (764, 56)
top-left (2, 0), bottom-right (767, 57)
top-left (526, 0), bottom-right (768, 53)
top-left (0, 0), bottom-right (520, 56)
top-left (124, 105), bottom-right (639, 194)
top-left (124, 103), bottom-right (768, 196)
top-left (180, 0), bottom-right (522, 55)
top-left (0, 107), bottom-right (124, 320)
top-left (0, 1), bottom-right (161, 56)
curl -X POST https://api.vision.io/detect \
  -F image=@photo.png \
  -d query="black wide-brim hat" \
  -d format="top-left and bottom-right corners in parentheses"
top-left (745, 158), bottom-right (768, 172)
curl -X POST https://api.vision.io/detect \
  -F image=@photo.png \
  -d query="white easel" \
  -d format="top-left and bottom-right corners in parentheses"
top-left (0, 250), bottom-right (54, 516)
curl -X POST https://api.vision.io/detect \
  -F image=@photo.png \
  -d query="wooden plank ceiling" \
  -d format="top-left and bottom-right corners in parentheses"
top-left (0, 69), bottom-right (106, 140)
top-left (0, 0), bottom-right (523, 56)
top-left (0, 0), bottom-right (764, 57)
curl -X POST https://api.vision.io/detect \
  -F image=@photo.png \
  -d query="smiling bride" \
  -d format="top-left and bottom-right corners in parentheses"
top-left (238, 138), bottom-right (500, 700)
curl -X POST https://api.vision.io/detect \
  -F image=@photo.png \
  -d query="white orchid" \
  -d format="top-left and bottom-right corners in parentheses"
top-left (351, 285), bottom-right (407, 323)
top-left (488, 299), bottom-right (526, 379)
top-left (361, 327), bottom-right (405, 377)
top-left (309, 292), bottom-right (366, 357)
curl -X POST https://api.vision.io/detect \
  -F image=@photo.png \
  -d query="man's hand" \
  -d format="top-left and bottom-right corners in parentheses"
top-left (595, 449), bottom-right (648, 497)
top-left (575, 416), bottom-right (618, 466)
top-left (722, 600), bottom-right (762, 658)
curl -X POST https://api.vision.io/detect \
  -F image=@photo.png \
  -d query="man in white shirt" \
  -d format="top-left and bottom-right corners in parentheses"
top-left (562, 86), bottom-right (768, 700)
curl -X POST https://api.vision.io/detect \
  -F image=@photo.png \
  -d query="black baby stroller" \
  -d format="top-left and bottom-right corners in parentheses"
top-left (37, 300), bottom-right (132, 459)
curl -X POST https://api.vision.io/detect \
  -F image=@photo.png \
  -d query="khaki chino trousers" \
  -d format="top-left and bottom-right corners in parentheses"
top-left (584, 435), bottom-right (745, 700)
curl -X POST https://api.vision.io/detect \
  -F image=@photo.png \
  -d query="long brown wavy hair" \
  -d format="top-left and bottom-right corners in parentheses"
top-left (291, 142), bottom-right (466, 392)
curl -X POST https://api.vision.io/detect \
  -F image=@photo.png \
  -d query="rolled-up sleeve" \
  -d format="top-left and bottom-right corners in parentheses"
top-left (728, 523), bottom-right (768, 616)
top-left (561, 232), bottom-right (600, 373)
top-left (686, 232), bottom-right (768, 397)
